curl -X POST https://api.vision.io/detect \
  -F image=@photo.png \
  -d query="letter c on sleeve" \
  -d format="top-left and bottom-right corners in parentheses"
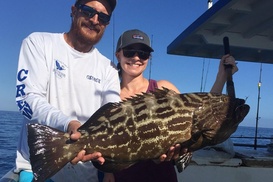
top-left (17, 69), bottom-right (29, 81)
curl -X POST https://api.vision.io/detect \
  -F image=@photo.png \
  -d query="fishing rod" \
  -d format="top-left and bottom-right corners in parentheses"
top-left (200, 58), bottom-right (210, 92)
top-left (254, 63), bottom-right (262, 150)
top-left (112, 13), bottom-right (116, 64)
top-left (200, 59), bottom-right (205, 92)
top-left (148, 34), bottom-right (153, 81)
top-left (200, 0), bottom-right (213, 92)
top-left (223, 36), bottom-right (236, 99)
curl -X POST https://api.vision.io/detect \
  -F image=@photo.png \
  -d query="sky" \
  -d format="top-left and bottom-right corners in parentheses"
top-left (0, 0), bottom-right (272, 128)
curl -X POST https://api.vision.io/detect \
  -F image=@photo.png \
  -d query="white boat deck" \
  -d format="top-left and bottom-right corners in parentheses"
top-left (177, 163), bottom-right (273, 182)
top-left (177, 147), bottom-right (273, 182)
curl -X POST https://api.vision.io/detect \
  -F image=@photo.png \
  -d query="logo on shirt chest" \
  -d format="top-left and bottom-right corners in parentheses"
top-left (53, 60), bottom-right (67, 78)
top-left (86, 75), bottom-right (101, 83)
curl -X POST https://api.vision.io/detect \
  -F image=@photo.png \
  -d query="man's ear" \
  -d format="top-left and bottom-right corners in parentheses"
top-left (71, 6), bottom-right (77, 17)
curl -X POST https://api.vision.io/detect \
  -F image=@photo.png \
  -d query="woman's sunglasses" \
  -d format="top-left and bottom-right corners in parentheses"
top-left (123, 49), bottom-right (151, 60)
top-left (76, 4), bottom-right (111, 24)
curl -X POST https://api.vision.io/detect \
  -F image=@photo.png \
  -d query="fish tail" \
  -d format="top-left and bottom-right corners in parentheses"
top-left (27, 123), bottom-right (75, 182)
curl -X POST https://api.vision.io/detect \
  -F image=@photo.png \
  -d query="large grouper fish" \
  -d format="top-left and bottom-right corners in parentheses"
top-left (27, 88), bottom-right (249, 181)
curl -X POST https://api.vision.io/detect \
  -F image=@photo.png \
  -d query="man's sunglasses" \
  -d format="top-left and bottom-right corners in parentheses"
top-left (76, 4), bottom-right (111, 24)
top-left (123, 49), bottom-right (151, 60)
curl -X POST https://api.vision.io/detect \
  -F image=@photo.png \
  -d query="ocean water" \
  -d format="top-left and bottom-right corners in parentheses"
top-left (0, 110), bottom-right (22, 178)
top-left (0, 110), bottom-right (273, 178)
top-left (231, 125), bottom-right (273, 148)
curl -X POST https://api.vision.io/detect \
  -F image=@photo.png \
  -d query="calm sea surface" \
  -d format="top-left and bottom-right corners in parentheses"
top-left (0, 110), bottom-right (273, 178)
top-left (0, 110), bottom-right (22, 178)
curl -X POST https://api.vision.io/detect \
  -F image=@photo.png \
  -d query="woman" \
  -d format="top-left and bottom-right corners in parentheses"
top-left (104, 29), bottom-right (238, 182)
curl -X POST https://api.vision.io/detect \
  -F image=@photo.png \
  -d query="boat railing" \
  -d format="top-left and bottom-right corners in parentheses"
top-left (231, 136), bottom-right (273, 149)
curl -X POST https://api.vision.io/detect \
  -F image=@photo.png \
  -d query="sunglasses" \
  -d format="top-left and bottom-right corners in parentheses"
top-left (123, 49), bottom-right (151, 60)
top-left (76, 4), bottom-right (111, 24)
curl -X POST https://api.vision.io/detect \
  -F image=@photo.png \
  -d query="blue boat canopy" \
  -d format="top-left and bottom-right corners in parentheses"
top-left (167, 0), bottom-right (273, 64)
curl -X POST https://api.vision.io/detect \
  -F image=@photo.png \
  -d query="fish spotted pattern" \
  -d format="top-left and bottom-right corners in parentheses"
top-left (27, 88), bottom-right (249, 181)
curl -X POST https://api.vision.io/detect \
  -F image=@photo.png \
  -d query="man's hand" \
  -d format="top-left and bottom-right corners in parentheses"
top-left (67, 120), bottom-right (105, 165)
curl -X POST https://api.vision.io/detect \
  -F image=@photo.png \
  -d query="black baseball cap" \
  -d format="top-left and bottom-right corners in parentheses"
top-left (75, 0), bottom-right (116, 12)
top-left (116, 29), bottom-right (154, 52)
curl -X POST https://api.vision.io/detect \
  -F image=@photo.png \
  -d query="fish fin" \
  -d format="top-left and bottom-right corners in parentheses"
top-left (28, 123), bottom-right (72, 182)
top-left (235, 104), bottom-right (250, 123)
top-left (79, 102), bottom-right (119, 129)
top-left (81, 88), bottom-right (178, 129)
top-left (189, 128), bottom-right (211, 145)
top-left (92, 159), bottom-right (135, 173)
top-left (124, 87), bottom-right (177, 101)
top-left (152, 87), bottom-right (177, 97)
top-left (175, 152), bottom-right (193, 173)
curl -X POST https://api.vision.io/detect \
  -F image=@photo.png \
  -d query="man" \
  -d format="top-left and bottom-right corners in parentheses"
top-left (15, 0), bottom-right (119, 181)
